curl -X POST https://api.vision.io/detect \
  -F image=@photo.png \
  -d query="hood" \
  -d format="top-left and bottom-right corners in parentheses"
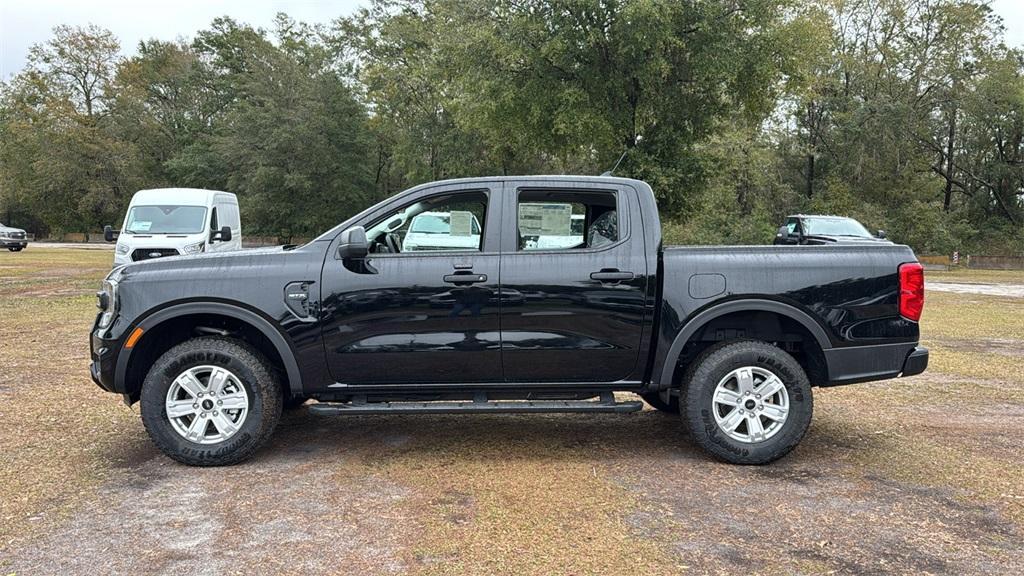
top-left (116, 233), bottom-right (206, 250)
top-left (0, 224), bottom-right (26, 233)
top-left (804, 234), bottom-right (892, 245)
top-left (122, 245), bottom-right (295, 273)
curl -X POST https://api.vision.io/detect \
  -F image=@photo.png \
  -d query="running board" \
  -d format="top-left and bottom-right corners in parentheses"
top-left (308, 392), bottom-right (643, 415)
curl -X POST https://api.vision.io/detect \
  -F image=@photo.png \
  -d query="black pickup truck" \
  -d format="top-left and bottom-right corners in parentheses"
top-left (90, 176), bottom-right (928, 466)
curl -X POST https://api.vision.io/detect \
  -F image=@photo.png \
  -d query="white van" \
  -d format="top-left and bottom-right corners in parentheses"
top-left (106, 188), bottom-right (242, 266)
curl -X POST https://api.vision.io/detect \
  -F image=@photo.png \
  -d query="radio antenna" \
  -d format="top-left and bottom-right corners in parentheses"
top-left (601, 149), bottom-right (629, 177)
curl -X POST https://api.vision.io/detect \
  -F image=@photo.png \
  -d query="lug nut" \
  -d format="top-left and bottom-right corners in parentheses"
top-left (200, 412), bottom-right (207, 418)
top-left (192, 403), bottom-right (198, 409)
top-left (217, 400), bottom-right (222, 406)
top-left (755, 394), bottom-right (761, 399)
top-left (739, 409), bottom-right (745, 415)
top-left (213, 411), bottom-right (219, 416)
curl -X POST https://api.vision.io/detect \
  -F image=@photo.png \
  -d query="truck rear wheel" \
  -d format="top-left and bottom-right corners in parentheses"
top-left (681, 340), bottom-right (812, 465)
top-left (139, 337), bottom-right (283, 466)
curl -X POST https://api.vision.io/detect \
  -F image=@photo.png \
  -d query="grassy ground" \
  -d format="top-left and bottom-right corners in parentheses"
top-left (1, 247), bottom-right (1022, 574)
top-left (926, 267), bottom-right (1024, 284)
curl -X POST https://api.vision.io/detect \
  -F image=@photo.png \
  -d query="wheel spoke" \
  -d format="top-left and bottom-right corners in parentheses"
top-left (757, 375), bottom-right (784, 399)
top-left (218, 391), bottom-right (247, 411)
top-left (185, 415), bottom-right (208, 441)
top-left (209, 412), bottom-right (238, 437)
top-left (747, 415), bottom-right (765, 441)
top-left (719, 408), bottom-right (744, 433)
top-left (175, 371), bottom-right (206, 398)
top-left (735, 369), bottom-right (755, 394)
top-left (714, 387), bottom-right (742, 407)
top-left (208, 368), bottom-right (229, 395)
top-left (166, 399), bottom-right (197, 419)
top-left (761, 403), bottom-right (788, 422)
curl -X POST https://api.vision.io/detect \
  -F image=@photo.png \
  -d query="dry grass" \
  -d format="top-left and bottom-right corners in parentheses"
top-left (2, 248), bottom-right (1022, 574)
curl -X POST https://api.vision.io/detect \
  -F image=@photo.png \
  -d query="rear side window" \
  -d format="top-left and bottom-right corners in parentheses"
top-left (517, 190), bottom-right (618, 251)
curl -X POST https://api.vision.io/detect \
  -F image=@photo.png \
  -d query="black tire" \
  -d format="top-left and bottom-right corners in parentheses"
top-left (640, 391), bottom-right (680, 414)
top-left (140, 337), bottom-right (283, 466)
top-left (681, 340), bottom-right (812, 465)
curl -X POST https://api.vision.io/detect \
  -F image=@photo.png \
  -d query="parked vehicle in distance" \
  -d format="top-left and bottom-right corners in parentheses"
top-left (774, 214), bottom-right (891, 245)
top-left (400, 211), bottom-right (482, 251)
top-left (0, 222), bottom-right (29, 252)
top-left (90, 176), bottom-right (928, 467)
top-left (104, 189), bottom-right (241, 266)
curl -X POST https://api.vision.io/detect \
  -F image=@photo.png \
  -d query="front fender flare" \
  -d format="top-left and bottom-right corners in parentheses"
top-left (658, 299), bottom-right (833, 388)
top-left (115, 301), bottom-right (304, 396)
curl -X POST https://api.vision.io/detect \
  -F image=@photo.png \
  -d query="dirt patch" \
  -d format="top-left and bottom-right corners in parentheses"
top-left (927, 281), bottom-right (1024, 298)
top-left (927, 336), bottom-right (1024, 357)
top-left (613, 422), bottom-right (1024, 574)
top-left (3, 414), bottom-right (417, 575)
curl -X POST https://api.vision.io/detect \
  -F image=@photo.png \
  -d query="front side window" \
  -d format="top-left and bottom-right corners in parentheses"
top-left (517, 190), bottom-right (618, 251)
top-left (125, 205), bottom-right (208, 234)
top-left (365, 191), bottom-right (487, 254)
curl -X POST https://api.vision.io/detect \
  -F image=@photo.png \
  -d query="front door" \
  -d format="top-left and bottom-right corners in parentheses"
top-left (498, 183), bottom-right (648, 382)
top-left (320, 186), bottom-right (502, 384)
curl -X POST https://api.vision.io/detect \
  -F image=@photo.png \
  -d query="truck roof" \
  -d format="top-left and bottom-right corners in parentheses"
top-left (130, 188), bottom-right (236, 206)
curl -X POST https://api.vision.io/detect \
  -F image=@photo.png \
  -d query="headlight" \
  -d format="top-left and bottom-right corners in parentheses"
top-left (96, 268), bottom-right (123, 329)
top-left (115, 243), bottom-right (130, 255)
top-left (183, 241), bottom-right (205, 254)
top-left (0, 232), bottom-right (8, 239)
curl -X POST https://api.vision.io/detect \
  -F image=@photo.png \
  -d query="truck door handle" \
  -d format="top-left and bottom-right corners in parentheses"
top-left (590, 269), bottom-right (634, 282)
top-left (443, 272), bottom-right (488, 284)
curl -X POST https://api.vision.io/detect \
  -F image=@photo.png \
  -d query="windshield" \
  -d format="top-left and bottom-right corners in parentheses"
top-left (803, 217), bottom-right (872, 237)
top-left (125, 205), bottom-right (208, 234)
top-left (411, 214), bottom-right (450, 234)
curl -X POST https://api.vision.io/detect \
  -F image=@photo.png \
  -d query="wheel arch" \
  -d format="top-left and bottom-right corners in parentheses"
top-left (659, 299), bottom-right (832, 389)
top-left (116, 301), bottom-right (303, 402)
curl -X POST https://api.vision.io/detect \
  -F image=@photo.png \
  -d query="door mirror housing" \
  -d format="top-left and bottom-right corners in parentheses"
top-left (876, 229), bottom-right (887, 239)
top-left (103, 225), bottom-right (119, 242)
top-left (337, 226), bottom-right (369, 260)
top-left (211, 225), bottom-right (232, 243)
top-left (775, 225), bottom-right (791, 244)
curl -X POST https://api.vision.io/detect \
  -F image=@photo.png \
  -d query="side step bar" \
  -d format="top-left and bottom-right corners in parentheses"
top-left (308, 392), bottom-right (643, 415)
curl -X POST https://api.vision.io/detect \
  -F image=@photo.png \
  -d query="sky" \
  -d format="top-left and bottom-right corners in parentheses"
top-left (0, 0), bottom-right (364, 80)
top-left (1, 0), bottom-right (1023, 81)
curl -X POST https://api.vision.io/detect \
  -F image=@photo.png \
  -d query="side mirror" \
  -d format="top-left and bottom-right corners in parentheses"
top-left (337, 226), bottom-right (369, 260)
top-left (877, 229), bottom-right (887, 239)
top-left (211, 225), bottom-right (232, 243)
top-left (103, 225), bottom-right (119, 242)
top-left (775, 225), bottom-right (791, 244)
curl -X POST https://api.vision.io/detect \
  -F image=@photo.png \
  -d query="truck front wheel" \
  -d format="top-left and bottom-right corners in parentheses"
top-left (139, 337), bottom-right (283, 466)
top-left (681, 340), bottom-right (812, 465)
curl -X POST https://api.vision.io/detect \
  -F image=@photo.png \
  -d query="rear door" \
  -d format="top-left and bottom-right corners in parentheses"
top-left (498, 181), bottom-right (648, 383)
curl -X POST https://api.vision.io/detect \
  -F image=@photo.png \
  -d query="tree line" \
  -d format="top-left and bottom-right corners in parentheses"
top-left (1, 0), bottom-right (1021, 253)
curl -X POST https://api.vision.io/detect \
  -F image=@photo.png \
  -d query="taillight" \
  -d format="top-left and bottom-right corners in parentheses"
top-left (898, 262), bottom-right (925, 321)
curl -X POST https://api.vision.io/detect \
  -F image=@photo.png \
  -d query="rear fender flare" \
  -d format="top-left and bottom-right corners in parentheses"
top-left (658, 299), bottom-right (833, 387)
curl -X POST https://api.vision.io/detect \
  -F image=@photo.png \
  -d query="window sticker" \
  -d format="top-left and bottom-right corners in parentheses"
top-left (519, 203), bottom-right (572, 236)
top-left (449, 211), bottom-right (474, 237)
top-left (134, 221), bottom-right (152, 231)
